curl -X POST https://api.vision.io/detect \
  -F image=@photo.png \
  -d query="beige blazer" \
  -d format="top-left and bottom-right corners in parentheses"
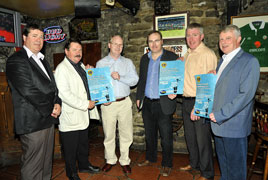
top-left (54, 57), bottom-right (99, 132)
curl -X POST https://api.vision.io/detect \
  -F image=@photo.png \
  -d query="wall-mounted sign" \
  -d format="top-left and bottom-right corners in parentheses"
top-left (69, 18), bottom-right (98, 41)
top-left (44, 26), bottom-right (66, 43)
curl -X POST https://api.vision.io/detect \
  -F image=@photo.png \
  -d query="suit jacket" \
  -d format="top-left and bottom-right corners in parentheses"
top-left (54, 57), bottom-right (91, 132)
top-left (136, 49), bottom-right (178, 115)
top-left (6, 48), bottom-right (61, 135)
top-left (211, 49), bottom-right (260, 138)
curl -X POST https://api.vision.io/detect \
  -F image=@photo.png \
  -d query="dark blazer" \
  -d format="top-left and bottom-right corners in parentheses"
top-left (136, 49), bottom-right (178, 115)
top-left (6, 48), bottom-right (61, 135)
top-left (211, 49), bottom-right (260, 138)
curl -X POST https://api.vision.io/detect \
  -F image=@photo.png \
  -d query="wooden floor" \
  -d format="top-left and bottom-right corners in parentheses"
top-left (0, 136), bottom-right (264, 180)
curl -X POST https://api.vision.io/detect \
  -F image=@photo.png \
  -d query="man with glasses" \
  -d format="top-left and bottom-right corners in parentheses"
top-left (96, 35), bottom-right (138, 174)
top-left (136, 30), bottom-right (178, 177)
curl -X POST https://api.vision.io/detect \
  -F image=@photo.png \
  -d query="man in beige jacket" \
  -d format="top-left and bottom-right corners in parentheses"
top-left (54, 38), bottom-right (100, 180)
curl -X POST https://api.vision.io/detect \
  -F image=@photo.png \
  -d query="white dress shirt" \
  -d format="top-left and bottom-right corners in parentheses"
top-left (217, 47), bottom-right (241, 82)
top-left (24, 45), bottom-right (50, 80)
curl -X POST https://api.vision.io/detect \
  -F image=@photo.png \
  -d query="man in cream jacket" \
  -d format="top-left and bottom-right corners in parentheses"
top-left (54, 39), bottom-right (100, 180)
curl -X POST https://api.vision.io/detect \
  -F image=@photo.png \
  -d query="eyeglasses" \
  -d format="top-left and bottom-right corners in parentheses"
top-left (148, 39), bottom-right (162, 44)
top-left (110, 42), bottom-right (123, 48)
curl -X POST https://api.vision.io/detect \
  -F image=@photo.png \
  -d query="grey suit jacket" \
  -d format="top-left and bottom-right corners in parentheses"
top-left (211, 49), bottom-right (260, 138)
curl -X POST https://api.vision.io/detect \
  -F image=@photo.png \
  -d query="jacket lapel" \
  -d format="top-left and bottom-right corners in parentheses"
top-left (28, 57), bottom-right (51, 81)
top-left (216, 49), bottom-right (244, 87)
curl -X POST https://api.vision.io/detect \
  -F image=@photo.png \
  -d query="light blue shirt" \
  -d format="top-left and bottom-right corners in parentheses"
top-left (96, 54), bottom-right (138, 99)
top-left (145, 51), bottom-right (162, 99)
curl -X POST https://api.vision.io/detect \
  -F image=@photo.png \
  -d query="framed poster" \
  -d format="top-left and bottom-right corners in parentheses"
top-left (69, 18), bottom-right (98, 41)
top-left (154, 12), bottom-right (188, 40)
top-left (231, 14), bottom-right (268, 72)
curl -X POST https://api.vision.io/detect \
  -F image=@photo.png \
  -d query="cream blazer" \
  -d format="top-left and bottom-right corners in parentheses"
top-left (54, 57), bottom-right (99, 132)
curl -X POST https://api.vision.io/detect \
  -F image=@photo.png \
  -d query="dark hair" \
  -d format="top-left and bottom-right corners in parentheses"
top-left (147, 30), bottom-right (162, 44)
top-left (187, 23), bottom-right (204, 34)
top-left (23, 24), bottom-right (43, 36)
top-left (64, 38), bottom-right (82, 50)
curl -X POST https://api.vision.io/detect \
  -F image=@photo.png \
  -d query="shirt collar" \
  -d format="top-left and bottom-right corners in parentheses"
top-left (249, 21), bottom-right (265, 30)
top-left (66, 56), bottom-right (82, 68)
top-left (147, 49), bottom-right (163, 59)
top-left (222, 47), bottom-right (241, 60)
top-left (108, 53), bottom-right (121, 61)
top-left (23, 45), bottom-right (44, 60)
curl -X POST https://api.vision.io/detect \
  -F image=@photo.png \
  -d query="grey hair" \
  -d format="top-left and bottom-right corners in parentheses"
top-left (109, 35), bottom-right (123, 43)
top-left (187, 23), bottom-right (204, 34)
top-left (221, 25), bottom-right (241, 38)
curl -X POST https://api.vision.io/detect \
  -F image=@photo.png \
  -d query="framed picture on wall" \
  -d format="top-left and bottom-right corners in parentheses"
top-left (154, 12), bottom-right (188, 40)
top-left (231, 14), bottom-right (268, 72)
top-left (69, 18), bottom-right (98, 41)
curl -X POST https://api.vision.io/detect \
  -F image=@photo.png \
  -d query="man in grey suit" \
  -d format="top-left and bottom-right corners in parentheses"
top-left (6, 24), bottom-right (61, 180)
top-left (209, 25), bottom-right (260, 180)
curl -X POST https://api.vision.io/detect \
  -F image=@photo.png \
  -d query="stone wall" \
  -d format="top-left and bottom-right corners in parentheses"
top-left (0, 0), bottom-right (267, 153)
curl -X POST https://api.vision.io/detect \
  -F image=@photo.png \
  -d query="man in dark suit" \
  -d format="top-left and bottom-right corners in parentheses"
top-left (136, 31), bottom-right (178, 177)
top-left (6, 24), bottom-right (61, 180)
top-left (209, 25), bottom-right (260, 179)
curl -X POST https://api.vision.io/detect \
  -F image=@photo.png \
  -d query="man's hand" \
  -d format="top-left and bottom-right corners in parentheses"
top-left (168, 94), bottom-right (177, 100)
top-left (51, 104), bottom-right (61, 118)
top-left (88, 100), bottom-right (95, 109)
top-left (207, 70), bottom-right (216, 74)
top-left (136, 100), bottom-right (140, 109)
top-left (177, 56), bottom-right (184, 61)
top-left (190, 108), bottom-right (200, 121)
top-left (103, 102), bottom-right (112, 106)
top-left (209, 113), bottom-right (217, 122)
top-left (111, 72), bottom-right (120, 80)
top-left (85, 64), bottom-right (94, 69)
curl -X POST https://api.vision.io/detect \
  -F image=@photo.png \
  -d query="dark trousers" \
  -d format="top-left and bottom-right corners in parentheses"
top-left (214, 136), bottom-right (247, 180)
top-left (182, 98), bottom-right (214, 179)
top-left (142, 97), bottom-right (173, 167)
top-left (60, 127), bottom-right (90, 177)
top-left (20, 125), bottom-right (54, 180)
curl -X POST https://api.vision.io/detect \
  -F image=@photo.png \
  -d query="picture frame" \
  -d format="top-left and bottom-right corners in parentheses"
top-left (154, 12), bottom-right (188, 40)
top-left (231, 14), bottom-right (268, 72)
top-left (69, 18), bottom-right (98, 41)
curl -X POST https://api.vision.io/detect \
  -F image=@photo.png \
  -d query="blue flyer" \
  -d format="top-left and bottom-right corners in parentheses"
top-left (159, 60), bottom-right (185, 96)
top-left (85, 67), bottom-right (115, 105)
top-left (194, 74), bottom-right (217, 118)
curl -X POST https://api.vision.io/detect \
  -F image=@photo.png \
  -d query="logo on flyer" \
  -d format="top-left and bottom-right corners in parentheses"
top-left (161, 62), bottom-right (167, 68)
top-left (88, 70), bottom-right (93, 76)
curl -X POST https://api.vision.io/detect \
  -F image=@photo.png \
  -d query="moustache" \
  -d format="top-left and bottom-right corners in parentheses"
top-left (75, 55), bottom-right (81, 58)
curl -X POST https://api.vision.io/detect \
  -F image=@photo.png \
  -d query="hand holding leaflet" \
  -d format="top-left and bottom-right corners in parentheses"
top-left (193, 73), bottom-right (217, 118)
top-left (85, 67), bottom-right (115, 105)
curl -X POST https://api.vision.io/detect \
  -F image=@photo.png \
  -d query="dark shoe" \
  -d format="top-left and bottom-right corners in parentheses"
top-left (121, 165), bottom-right (131, 174)
top-left (102, 163), bottom-right (113, 172)
top-left (179, 164), bottom-right (192, 171)
top-left (79, 164), bottom-right (100, 173)
top-left (137, 160), bottom-right (151, 167)
top-left (161, 166), bottom-right (171, 177)
top-left (68, 173), bottom-right (81, 180)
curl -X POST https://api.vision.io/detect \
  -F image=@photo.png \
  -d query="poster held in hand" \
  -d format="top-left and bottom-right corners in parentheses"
top-left (194, 73), bottom-right (217, 118)
top-left (86, 67), bottom-right (115, 105)
top-left (159, 60), bottom-right (185, 96)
